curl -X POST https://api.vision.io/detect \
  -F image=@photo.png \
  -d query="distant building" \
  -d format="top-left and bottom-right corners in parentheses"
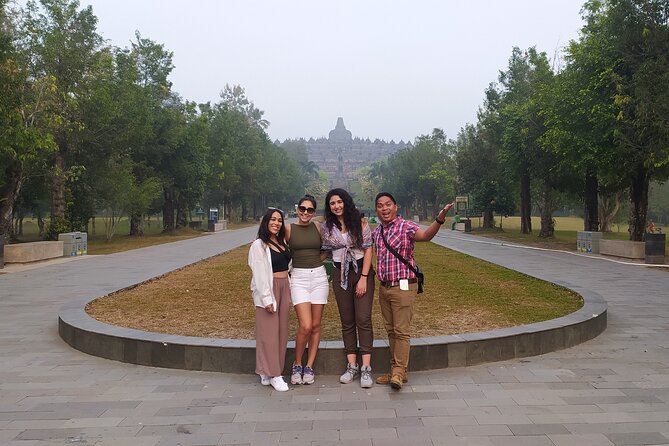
top-left (279, 117), bottom-right (409, 189)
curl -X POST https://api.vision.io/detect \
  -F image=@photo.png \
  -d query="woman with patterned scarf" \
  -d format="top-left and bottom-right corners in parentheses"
top-left (320, 188), bottom-right (375, 388)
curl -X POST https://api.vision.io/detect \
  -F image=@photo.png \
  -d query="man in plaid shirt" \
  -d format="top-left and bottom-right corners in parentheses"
top-left (372, 192), bottom-right (454, 389)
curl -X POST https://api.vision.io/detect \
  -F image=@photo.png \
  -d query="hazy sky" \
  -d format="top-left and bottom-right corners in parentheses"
top-left (76, 0), bottom-right (587, 143)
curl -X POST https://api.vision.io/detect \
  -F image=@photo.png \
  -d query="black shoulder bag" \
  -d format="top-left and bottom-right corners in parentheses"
top-left (380, 226), bottom-right (424, 294)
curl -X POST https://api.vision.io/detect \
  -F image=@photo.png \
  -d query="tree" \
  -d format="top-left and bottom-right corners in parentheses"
top-left (18, 0), bottom-right (105, 221)
top-left (577, 0), bottom-right (669, 240)
top-left (219, 84), bottom-right (269, 129)
top-left (455, 118), bottom-right (515, 229)
top-left (0, 0), bottom-right (55, 242)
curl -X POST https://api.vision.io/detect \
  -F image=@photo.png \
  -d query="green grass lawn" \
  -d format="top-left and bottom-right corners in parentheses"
top-left (14, 216), bottom-right (206, 255)
top-left (461, 215), bottom-right (668, 255)
top-left (88, 241), bottom-right (583, 340)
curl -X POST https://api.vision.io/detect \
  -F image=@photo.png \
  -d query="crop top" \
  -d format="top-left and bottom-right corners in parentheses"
top-left (268, 240), bottom-right (291, 272)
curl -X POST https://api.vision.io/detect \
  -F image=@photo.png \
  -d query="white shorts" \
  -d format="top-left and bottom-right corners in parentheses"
top-left (290, 266), bottom-right (329, 306)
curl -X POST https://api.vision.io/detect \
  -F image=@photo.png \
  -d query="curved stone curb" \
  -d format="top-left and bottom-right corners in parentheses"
top-left (58, 281), bottom-right (607, 374)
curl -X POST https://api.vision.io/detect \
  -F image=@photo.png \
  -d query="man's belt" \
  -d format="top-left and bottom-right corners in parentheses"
top-left (379, 278), bottom-right (418, 288)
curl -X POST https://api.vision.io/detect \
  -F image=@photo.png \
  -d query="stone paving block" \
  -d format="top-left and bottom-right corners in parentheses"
top-left (367, 416), bottom-right (423, 428)
top-left (313, 441), bottom-right (372, 446)
top-left (280, 429), bottom-right (340, 442)
top-left (137, 424), bottom-right (203, 437)
top-left (59, 417), bottom-right (124, 428)
top-left (310, 418), bottom-right (367, 431)
top-left (154, 406), bottom-right (212, 417)
top-left (605, 431), bottom-right (669, 445)
top-left (565, 421), bottom-right (669, 434)
top-left (547, 433), bottom-right (615, 446)
top-left (76, 425), bottom-right (143, 437)
top-left (396, 424), bottom-right (457, 439)
top-left (475, 415), bottom-right (533, 425)
top-left (313, 401), bottom-right (366, 411)
top-left (372, 439), bottom-right (434, 446)
top-left (7, 420), bottom-right (71, 430)
top-left (419, 415), bottom-right (477, 426)
top-left (489, 436), bottom-right (555, 446)
top-left (191, 397), bottom-right (243, 407)
top-left (501, 404), bottom-right (602, 415)
top-left (219, 431), bottom-right (280, 445)
top-left (388, 391), bottom-right (438, 400)
top-left (154, 433), bottom-right (222, 445)
top-left (85, 437), bottom-right (161, 446)
top-left (453, 425), bottom-right (513, 437)
top-left (447, 342), bottom-right (467, 367)
top-left (184, 345), bottom-right (203, 370)
top-left (196, 421), bottom-right (255, 434)
top-left (341, 408), bottom-right (396, 419)
top-left (432, 436), bottom-right (494, 446)
top-left (339, 427), bottom-right (398, 440)
top-left (508, 423), bottom-right (570, 435)
top-left (14, 428), bottom-right (83, 440)
top-left (254, 420), bottom-right (313, 432)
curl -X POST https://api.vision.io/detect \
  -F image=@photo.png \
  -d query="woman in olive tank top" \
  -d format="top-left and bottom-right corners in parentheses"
top-left (285, 194), bottom-right (329, 385)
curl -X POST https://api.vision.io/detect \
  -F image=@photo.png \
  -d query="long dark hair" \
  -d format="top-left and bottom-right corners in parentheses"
top-left (324, 188), bottom-right (363, 248)
top-left (257, 208), bottom-right (286, 246)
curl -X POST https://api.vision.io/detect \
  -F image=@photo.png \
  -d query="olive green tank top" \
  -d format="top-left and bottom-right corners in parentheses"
top-left (289, 222), bottom-right (323, 268)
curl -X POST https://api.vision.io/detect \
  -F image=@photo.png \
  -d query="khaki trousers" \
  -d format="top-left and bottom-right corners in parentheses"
top-left (378, 282), bottom-right (418, 379)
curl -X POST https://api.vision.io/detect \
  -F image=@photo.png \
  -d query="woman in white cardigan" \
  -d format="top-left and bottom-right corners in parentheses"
top-left (248, 208), bottom-right (292, 391)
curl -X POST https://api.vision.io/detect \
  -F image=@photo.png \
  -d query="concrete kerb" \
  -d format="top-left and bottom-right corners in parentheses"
top-left (58, 276), bottom-right (607, 375)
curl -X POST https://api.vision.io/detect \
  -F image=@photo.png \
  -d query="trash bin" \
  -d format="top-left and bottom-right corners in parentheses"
top-left (58, 232), bottom-right (78, 257)
top-left (464, 219), bottom-right (472, 233)
top-left (645, 233), bottom-right (666, 264)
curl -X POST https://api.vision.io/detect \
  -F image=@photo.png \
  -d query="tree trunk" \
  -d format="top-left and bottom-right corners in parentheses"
top-left (0, 160), bottom-right (22, 243)
top-left (37, 212), bottom-right (45, 237)
top-left (483, 207), bottom-right (495, 228)
top-left (520, 171), bottom-right (532, 234)
top-left (598, 192), bottom-right (622, 233)
top-left (163, 189), bottom-right (175, 232)
top-left (176, 204), bottom-right (187, 228)
top-left (583, 169), bottom-right (599, 231)
top-left (538, 181), bottom-right (555, 238)
top-left (628, 167), bottom-right (649, 241)
top-left (129, 212), bottom-right (144, 236)
top-left (51, 149), bottom-right (67, 219)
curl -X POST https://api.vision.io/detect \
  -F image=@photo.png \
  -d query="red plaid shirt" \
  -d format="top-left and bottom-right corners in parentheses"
top-left (372, 217), bottom-right (419, 282)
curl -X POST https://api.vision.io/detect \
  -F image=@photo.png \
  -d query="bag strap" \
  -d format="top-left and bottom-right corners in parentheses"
top-left (380, 225), bottom-right (420, 277)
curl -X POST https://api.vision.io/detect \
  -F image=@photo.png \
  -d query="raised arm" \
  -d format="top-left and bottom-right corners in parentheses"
top-left (415, 202), bottom-right (454, 242)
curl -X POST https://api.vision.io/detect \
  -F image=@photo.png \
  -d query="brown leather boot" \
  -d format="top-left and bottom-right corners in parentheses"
top-left (375, 374), bottom-right (408, 385)
top-left (390, 374), bottom-right (403, 390)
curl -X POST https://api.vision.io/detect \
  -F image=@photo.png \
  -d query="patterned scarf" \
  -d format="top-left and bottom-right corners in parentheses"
top-left (321, 222), bottom-right (372, 290)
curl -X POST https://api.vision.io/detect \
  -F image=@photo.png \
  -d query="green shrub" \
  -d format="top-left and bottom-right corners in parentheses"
top-left (44, 216), bottom-right (71, 241)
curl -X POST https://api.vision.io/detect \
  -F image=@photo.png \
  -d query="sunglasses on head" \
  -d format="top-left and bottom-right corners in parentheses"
top-left (267, 206), bottom-right (284, 214)
top-left (297, 205), bottom-right (315, 214)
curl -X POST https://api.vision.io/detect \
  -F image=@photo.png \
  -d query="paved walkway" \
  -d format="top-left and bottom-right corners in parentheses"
top-left (0, 227), bottom-right (668, 446)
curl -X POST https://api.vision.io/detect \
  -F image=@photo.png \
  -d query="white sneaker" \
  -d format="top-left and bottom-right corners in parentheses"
top-left (260, 375), bottom-right (271, 386)
top-left (340, 363), bottom-right (359, 384)
top-left (360, 365), bottom-right (373, 388)
top-left (269, 376), bottom-right (289, 392)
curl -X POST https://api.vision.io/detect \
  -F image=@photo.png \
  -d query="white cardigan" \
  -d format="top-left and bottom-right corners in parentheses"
top-left (248, 238), bottom-right (291, 311)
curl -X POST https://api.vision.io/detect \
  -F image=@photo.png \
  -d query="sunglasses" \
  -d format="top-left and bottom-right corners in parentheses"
top-left (297, 205), bottom-right (316, 214)
top-left (267, 207), bottom-right (284, 215)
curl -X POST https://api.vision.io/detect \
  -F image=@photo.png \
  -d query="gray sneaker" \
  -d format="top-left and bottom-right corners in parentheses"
top-left (291, 364), bottom-right (303, 385)
top-left (360, 365), bottom-right (373, 388)
top-left (340, 363), bottom-right (359, 384)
